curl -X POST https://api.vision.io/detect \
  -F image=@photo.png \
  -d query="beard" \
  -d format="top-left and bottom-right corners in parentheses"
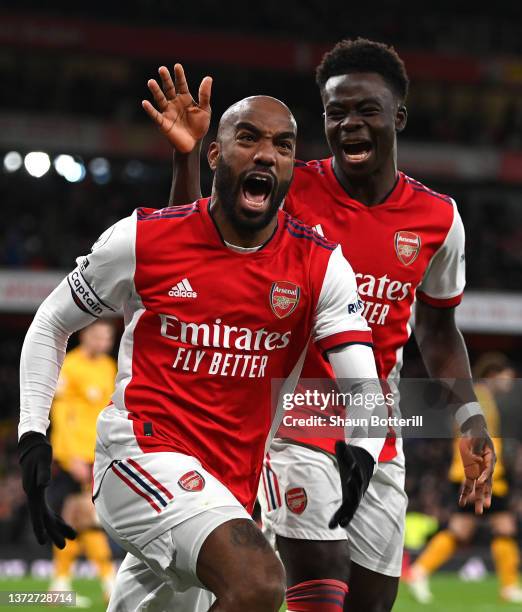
top-left (214, 158), bottom-right (292, 232)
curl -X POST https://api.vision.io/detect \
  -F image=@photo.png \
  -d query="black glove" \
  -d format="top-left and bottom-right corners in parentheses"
top-left (18, 432), bottom-right (76, 548)
top-left (329, 441), bottom-right (375, 529)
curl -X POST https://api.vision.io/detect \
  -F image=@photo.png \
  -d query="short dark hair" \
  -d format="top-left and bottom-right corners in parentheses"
top-left (315, 38), bottom-right (409, 102)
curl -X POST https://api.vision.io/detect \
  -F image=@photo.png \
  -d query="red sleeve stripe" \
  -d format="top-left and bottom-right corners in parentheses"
top-left (416, 290), bottom-right (463, 308)
top-left (316, 330), bottom-right (373, 353)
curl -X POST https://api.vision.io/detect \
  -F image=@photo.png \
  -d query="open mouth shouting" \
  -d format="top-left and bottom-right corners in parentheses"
top-left (342, 140), bottom-right (373, 164)
top-left (240, 171), bottom-right (275, 214)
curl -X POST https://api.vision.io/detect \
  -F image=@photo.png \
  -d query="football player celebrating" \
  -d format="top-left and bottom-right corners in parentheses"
top-left (151, 40), bottom-right (495, 612)
top-left (19, 93), bottom-right (385, 611)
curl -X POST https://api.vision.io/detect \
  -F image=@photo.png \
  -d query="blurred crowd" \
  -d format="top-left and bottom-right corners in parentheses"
top-left (4, 1), bottom-right (522, 55)
top-left (1, 51), bottom-right (522, 151)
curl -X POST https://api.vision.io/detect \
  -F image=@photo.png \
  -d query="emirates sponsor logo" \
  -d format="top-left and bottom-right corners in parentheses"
top-left (355, 273), bottom-right (412, 302)
top-left (159, 314), bottom-right (291, 351)
top-left (394, 231), bottom-right (421, 266)
top-left (270, 281), bottom-right (300, 319)
top-left (178, 470), bottom-right (205, 492)
top-left (285, 487), bottom-right (307, 514)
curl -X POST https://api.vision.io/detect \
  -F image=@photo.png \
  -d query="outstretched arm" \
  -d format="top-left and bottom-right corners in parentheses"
top-left (415, 201), bottom-right (495, 514)
top-left (142, 64), bottom-right (211, 204)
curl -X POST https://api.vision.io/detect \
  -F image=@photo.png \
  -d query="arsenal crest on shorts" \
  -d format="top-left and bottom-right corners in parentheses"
top-left (178, 470), bottom-right (205, 492)
top-left (394, 231), bottom-right (421, 266)
top-left (270, 281), bottom-right (300, 319)
top-left (285, 487), bottom-right (307, 514)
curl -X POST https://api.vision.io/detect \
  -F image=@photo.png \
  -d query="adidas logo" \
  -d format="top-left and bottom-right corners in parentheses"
top-left (168, 278), bottom-right (198, 299)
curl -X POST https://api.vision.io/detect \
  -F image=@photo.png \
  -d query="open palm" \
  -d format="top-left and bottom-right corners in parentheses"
top-left (142, 64), bottom-right (212, 154)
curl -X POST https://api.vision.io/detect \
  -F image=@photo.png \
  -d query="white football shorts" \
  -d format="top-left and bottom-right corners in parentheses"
top-left (259, 438), bottom-right (407, 577)
top-left (94, 448), bottom-right (249, 610)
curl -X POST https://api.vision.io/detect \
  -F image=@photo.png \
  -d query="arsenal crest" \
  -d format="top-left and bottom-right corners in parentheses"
top-left (394, 231), bottom-right (421, 266)
top-left (270, 281), bottom-right (300, 319)
top-left (178, 470), bottom-right (205, 492)
top-left (285, 487), bottom-right (307, 514)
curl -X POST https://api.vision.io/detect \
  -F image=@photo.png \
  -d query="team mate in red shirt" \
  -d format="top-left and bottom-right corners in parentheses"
top-left (18, 95), bottom-right (384, 611)
top-left (154, 40), bottom-right (495, 612)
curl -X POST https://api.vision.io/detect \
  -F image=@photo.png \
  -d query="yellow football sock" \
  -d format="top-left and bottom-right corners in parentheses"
top-left (53, 538), bottom-right (80, 579)
top-left (79, 529), bottom-right (114, 581)
top-left (415, 530), bottom-right (457, 575)
top-left (491, 536), bottom-right (520, 588)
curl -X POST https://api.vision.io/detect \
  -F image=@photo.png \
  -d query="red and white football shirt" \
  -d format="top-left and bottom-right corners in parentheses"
top-left (67, 198), bottom-right (371, 511)
top-left (282, 158), bottom-right (466, 460)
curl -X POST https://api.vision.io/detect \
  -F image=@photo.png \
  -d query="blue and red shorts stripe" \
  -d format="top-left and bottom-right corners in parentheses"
top-left (111, 458), bottom-right (173, 514)
top-left (261, 454), bottom-right (282, 511)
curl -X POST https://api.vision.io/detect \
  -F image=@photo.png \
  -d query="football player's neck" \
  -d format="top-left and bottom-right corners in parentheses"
top-left (210, 198), bottom-right (277, 249)
top-left (333, 155), bottom-right (398, 207)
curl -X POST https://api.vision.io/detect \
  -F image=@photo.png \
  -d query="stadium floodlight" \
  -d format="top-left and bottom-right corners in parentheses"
top-left (3, 151), bottom-right (23, 172)
top-left (125, 160), bottom-right (145, 179)
top-left (24, 152), bottom-right (51, 178)
top-left (54, 154), bottom-right (86, 183)
top-left (89, 157), bottom-right (111, 184)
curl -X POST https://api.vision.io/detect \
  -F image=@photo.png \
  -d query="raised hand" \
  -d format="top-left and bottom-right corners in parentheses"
top-left (142, 64), bottom-right (212, 154)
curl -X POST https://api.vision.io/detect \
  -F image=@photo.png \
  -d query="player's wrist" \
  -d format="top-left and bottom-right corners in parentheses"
top-left (348, 445), bottom-right (375, 487)
top-left (455, 402), bottom-right (485, 431)
top-left (173, 139), bottom-right (202, 160)
top-left (18, 431), bottom-right (50, 462)
top-left (18, 432), bottom-right (52, 496)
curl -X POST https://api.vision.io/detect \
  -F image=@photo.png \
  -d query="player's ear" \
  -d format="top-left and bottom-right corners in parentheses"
top-left (207, 141), bottom-right (220, 171)
top-left (396, 104), bottom-right (407, 132)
